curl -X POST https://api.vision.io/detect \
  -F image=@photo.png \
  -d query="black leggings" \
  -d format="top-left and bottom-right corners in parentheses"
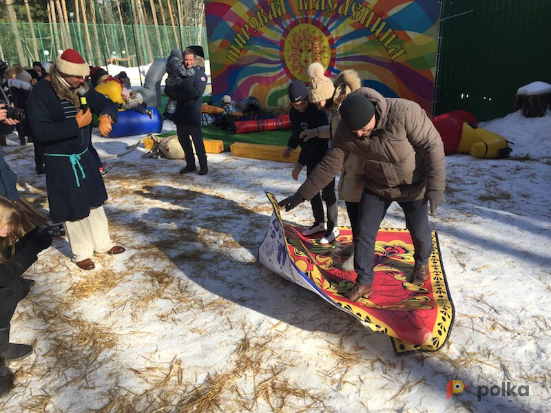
top-left (0, 289), bottom-right (19, 328)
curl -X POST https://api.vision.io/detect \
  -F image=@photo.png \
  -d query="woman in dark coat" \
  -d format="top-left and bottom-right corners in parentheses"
top-left (27, 49), bottom-right (125, 271)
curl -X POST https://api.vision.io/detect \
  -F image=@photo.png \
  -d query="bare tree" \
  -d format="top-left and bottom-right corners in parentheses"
top-left (78, 0), bottom-right (95, 62)
top-left (23, 0), bottom-right (39, 61)
top-left (114, 0), bottom-right (130, 66)
top-left (165, 0), bottom-right (179, 47)
top-left (134, 0), bottom-right (153, 62)
top-left (95, 2), bottom-right (114, 61)
top-left (48, 1), bottom-right (61, 57)
top-left (54, 0), bottom-right (71, 49)
top-left (88, 0), bottom-right (105, 65)
top-left (183, 0), bottom-right (206, 46)
top-left (157, 0), bottom-right (172, 53)
top-left (60, 0), bottom-right (73, 48)
top-left (149, 0), bottom-right (164, 57)
top-left (175, 0), bottom-right (185, 46)
top-left (6, 0), bottom-right (27, 64)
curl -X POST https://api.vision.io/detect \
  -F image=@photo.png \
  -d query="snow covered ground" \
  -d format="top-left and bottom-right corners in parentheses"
top-left (0, 108), bottom-right (549, 412)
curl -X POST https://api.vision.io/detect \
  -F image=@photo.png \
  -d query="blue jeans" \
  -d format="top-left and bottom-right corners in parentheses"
top-left (354, 189), bottom-right (432, 285)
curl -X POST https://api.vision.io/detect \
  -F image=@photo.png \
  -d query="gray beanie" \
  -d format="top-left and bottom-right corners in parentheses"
top-left (170, 48), bottom-right (183, 59)
top-left (15, 66), bottom-right (32, 83)
top-left (339, 94), bottom-right (376, 130)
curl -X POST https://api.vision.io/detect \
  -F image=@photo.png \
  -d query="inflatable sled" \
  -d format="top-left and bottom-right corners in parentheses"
top-left (234, 114), bottom-right (291, 133)
top-left (259, 193), bottom-right (455, 355)
top-left (432, 111), bottom-right (512, 158)
top-left (94, 72), bottom-right (163, 138)
top-left (108, 107), bottom-right (163, 138)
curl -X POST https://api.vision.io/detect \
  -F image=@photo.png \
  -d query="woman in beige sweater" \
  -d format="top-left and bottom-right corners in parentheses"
top-left (300, 63), bottom-right (363, 268)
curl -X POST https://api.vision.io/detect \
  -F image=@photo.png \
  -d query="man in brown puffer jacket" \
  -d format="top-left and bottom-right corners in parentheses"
top-left (279, 88), bottom-right (446, 302)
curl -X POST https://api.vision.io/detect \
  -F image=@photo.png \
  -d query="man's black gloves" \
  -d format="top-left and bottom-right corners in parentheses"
top-left (278, 193), bottom-right (304, 211)
top-left (27, 227), bottom-right (53, 251)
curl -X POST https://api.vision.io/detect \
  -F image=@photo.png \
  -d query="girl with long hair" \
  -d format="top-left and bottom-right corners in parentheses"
top-left (0, 196), bottom-right (51, 360)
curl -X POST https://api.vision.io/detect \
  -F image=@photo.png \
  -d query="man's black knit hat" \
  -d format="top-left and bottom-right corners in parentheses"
top-left (339, 94), bottom-right (376, 130)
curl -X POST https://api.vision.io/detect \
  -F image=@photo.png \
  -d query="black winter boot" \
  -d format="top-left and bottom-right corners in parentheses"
top-left (179, 163), bottom-right (196, 174)
top-left (0, 324), bottom-right (33, 361)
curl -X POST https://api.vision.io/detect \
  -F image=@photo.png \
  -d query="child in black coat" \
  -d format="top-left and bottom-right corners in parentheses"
top-left (282, 80), bottom-right (339, 244)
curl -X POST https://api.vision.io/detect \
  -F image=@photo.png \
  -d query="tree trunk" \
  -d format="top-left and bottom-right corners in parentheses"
top-left (79, 0), bottom-right (95, 63)
top-left (135, 0), bottom-right (154, 63)
top-left (114, 0), bottom-right (130, 67)
top-left (6, 0), bottom-right (27, 64)
top-left (165, 0), bottom-right (179, 48)
top-left (95, 1), bottom-right (113, 62)
top-left (176, 0), bottom-right (185, 47)
top-left (194, 0), bottom-right (205, 47)
top-left (73, 0), bottom-right (85, 58)
top-left (48, 1), bottom-right (61, 57)
top-left (180, 0), bottom-right (190, 45)
top-left (54, 0), bottom-right (71, 49)
top-left (149, 0), bottom-right (164, 58)
top-left (23, 0), bottom-right (39, 61)
top-left (60, 0), bottom-right (73, 49)
top-left (157, 0), bottom-right (171, 55)
top-left (89, 0), bottom-right (105, 65)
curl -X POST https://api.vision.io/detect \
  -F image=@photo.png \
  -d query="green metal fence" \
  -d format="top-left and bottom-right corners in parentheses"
top-left (435, 0), bottom-right (551, 121)
top-left (0, 22), bottom-right (208, 68)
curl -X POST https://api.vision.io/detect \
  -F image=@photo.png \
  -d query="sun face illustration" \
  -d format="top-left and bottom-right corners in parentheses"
top-left (281, 23), bottom-right (332, 82)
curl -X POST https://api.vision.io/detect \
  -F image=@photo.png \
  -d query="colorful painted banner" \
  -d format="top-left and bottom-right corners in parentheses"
top-left (205, 0), bottom-right (440, 113)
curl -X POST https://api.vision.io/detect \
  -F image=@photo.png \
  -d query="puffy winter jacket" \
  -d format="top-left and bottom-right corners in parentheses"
top-left (297, 87), bottom-right (445, 202)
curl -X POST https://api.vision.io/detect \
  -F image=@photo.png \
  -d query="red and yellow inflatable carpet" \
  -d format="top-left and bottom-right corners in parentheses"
top-left (259, 193), bottom-right (455, 355)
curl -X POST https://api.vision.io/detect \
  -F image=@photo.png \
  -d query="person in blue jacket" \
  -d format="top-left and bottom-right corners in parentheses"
top-left (27, 49), bottom-right (125, 271)
top-left (172, 48), bottom-right (208, 175)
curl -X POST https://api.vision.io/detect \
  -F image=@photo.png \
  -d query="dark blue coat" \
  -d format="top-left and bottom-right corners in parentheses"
top-left (0, 234), bottom-right (42, 300)
top-left (287, 102), bottom-right (329, 167)
top-left (172, 65), bottom-right (207, 126)
top-left (27, 81), bottom-right (118, 222)
top-left (0, 147), bottom-right (19, 201)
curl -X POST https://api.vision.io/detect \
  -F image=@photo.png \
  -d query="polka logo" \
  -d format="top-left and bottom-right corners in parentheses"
top-left (446, 380), bottom-right (467, 399)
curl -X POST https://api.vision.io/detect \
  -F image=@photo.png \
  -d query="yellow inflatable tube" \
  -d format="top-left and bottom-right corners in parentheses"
top-left (95, 80), bottom-right (125, 106)
top-left (457, 123), bottom-right (512, 158)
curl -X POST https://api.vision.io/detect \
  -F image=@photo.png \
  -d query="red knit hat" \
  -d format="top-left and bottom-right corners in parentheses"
top-left (56, 49), bottom-right (90, 77)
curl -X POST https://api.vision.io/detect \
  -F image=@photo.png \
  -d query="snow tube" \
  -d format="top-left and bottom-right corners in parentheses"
top-left (234, 114), bottom-right (291, 133)
top-left (108, 107), bottom-right (163, 138)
